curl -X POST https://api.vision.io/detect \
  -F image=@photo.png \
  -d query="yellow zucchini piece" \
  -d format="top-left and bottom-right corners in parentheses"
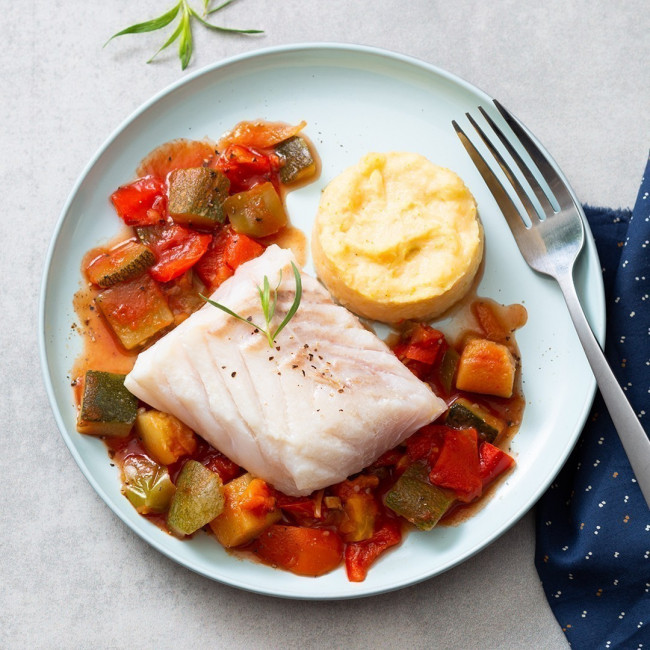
top-left (77, 370), bottom-right (138, 437)
top-left (455, 338), bottom-right (516, 398)
top-left (339, 494), bottom-right (377, 542)
top-left (209, 473), bottom-right (281, 548)
top-left (135, 409), bottom-right (197, 465)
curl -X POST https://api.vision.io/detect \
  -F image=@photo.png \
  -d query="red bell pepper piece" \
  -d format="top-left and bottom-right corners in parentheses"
top-left (345, 517), bottom-right (402, 582)
top-left (194, 227), bottom-right (264, 291)
top-left (395, 323), bottom-right (446, 365)
top-left (215, 144), bottom-right (280, 193)
top-left (478, 441), bottom-right (515, 488)
top-left (146, 225), bottom-right (212, 283)
top-left (110, 176), bottom-right (166, 227)
top-left (429, 428), bottom-right (483, 503)
top-left (224, 230), bottom-right (265, 269)
top-left (405, 424), bottom-right (449, 464)
top-left (393, 324), bottom-right (447, 380)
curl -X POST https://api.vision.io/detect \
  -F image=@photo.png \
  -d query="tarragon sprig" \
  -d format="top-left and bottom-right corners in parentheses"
top-left (200, 262), bottom-right (303, 348)
top-left (105, 0), bottom-right (263, 70)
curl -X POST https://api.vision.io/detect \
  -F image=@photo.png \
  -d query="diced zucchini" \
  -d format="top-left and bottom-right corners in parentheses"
top-left (167, 167), bottom-right (229, 229)
top-left (384, 462), bottom-right (454, 530)
top-left (275, 136), bottom-right (316, 184)
top-left (209, 473), bottom-right (281, 547)
top-left (223, 182), bottom-right (288, 237)
top-left (340, 494), bottom-right (377, 542)
top-left (77, 370), bottom-right (138, 437)
top-left (455, 338), bottom-right (516, 398)
top-left (122, 454), bottom-right (176, 514)
top-left (167, 460), bottom-right (225, 536)
top-left (438, 346), bottom-right (459, 395)
top-left (445, 398), bottom-right (506, 443)
top-left (96, 274), bottom-right (174, 350)
top-left (86, 240), bottom-right (155, 288)
top-left (135, 409), bottom-right (197, 466)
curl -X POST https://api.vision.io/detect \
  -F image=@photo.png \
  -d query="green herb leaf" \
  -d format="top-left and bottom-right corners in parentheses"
top-left (200, 262), bottom-right (303, 348)
top-left (105, 3), bottom-right (181, 45)
top-left (200, 295), bottom-right (265, 332)
top-left (146, 17), bottom-right (184, 64)
top-left (178, 3), bottom-right (193, 70)
top-left (106, 0), bottom-right (262, 69)
top-left (206, 0), bottom-right (238, 16)
top-left (190, 7), bottom-right (263, 34)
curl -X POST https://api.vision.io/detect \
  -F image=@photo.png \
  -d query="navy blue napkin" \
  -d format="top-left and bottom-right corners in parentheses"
top-left (535, 155), bottom-right (650, 649)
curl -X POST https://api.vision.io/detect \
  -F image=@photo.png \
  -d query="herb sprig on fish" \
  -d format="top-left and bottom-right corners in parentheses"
top-left (200, 262), bottom-right (302, 348)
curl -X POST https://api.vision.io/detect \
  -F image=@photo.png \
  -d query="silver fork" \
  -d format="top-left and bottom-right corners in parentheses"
top-left (453, 100), bottom-right (650, 508)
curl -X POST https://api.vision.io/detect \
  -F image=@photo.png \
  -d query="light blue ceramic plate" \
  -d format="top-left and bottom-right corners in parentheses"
top-left (39, 43), bottom-right (604, 599)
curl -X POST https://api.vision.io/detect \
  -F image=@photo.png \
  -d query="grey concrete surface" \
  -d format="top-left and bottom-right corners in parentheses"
top-left (2, 1), bottom-right (648, 647)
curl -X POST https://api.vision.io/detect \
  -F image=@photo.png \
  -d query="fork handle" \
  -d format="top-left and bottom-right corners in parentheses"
top-left (557, 271), bottom-right (650, 508)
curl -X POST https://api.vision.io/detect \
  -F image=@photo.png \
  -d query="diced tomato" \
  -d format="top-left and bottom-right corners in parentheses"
top-left (110, 176), bottom-right (167, 227)
top-left (224, 230), bottom-right (265, 269)
top-left (167, 438), bottom-right (242, 485)
top-left (478, 441), bottom-right (515, 488)
top-left (393, 324), bottom-right (448, 381)
top-left (146, 225), bottom-right (212, 283)
top-left (137, 139), bottom-right (217, 179)
top-left (345, 517), bottom-right (402, 582)
top-left (194, 227), bottom-right (264, 291)
top-left (200, 448), bottom-right (242, 484)
top-left (405, 424), bottom-right (449, 464)
top-left (277, 496), bottom-right (318, 519)
top-left (220, 120), bottom-right (306, 149)
top-left (215, 144), bottom-right (281, 193)
top-left (251, 525), bottom-right (344, 577)
top-left (194, 228), bottom-right (233, 290)
top-left (429, 428), bottom-right (483, 503)
top-left (239, 478), bottom-right (277, 516)
top-left (370, 448), bottom-right (404, 468)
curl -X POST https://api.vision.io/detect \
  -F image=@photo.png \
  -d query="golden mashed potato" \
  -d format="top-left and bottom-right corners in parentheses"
top-left (311, 152), bottom-right (483, 323)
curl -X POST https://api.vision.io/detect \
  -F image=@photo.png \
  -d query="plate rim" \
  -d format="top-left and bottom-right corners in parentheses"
top-left (39, 41), bottom-right (605, 600)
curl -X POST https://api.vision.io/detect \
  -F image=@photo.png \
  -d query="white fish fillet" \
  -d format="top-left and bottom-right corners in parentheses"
top-left (125, 245), bottom-right (446, 496)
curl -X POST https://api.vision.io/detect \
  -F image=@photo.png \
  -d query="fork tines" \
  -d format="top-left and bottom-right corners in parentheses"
top-left (453, 100), bottom-right (575, 231)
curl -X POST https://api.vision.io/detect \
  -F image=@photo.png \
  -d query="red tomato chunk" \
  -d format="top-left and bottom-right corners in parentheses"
top-left (111, 176), bottom-right (167, 227)
top-left (146, 225), bottom-right (212, 283)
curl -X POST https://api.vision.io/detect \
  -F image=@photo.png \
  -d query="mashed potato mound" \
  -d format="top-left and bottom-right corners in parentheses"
top-left (312, 152), bottom-right (483, 323)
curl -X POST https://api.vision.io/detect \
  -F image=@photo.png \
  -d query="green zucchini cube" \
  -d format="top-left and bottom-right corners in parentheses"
top-left (445, 398), bottom-right (505, 443)
top-left (275, 136), bottom-right (316, 184)
top-left (167, 460), bottom-right (225, 537)
top-left (168, 167), bottom-right (229, 229)
top-left (77, 370), bottom-right (138, 437)
top-left (384, 462), bottom-right (454, 530)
